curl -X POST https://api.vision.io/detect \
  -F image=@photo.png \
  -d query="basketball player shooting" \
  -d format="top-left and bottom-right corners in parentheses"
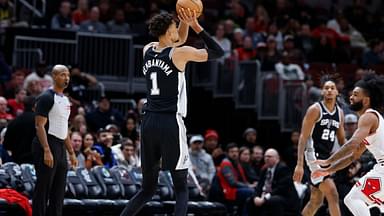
top-left (312, 73), bottom-right (384, 216)
top-left (119, 7), bottom-right (224, 216)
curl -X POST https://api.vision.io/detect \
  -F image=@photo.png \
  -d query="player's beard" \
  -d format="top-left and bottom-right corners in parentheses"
top-left (349, 100), bottom-right (363, 111)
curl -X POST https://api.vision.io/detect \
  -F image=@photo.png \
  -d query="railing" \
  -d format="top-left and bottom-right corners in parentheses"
top-left (234, 60), bottom-right (260, 108)
top-left (213, 58), bottom-right (236, 98)
top-left (14, 35), bottom-right (76, 66)
top-left (110, 98), bottom-right (137, 117)
top-left (257, 71), bottom-right (281, 120)
top-left (279, 80), bottom-right (307, 132)
top-left (12, 48), bottom-right (43, 69)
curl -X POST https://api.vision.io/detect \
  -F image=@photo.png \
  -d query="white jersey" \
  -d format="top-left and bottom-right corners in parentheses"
top-left (362, 109), bottom-right (384, 163)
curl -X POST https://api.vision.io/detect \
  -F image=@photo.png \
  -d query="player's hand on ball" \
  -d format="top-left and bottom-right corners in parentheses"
top-left (178, 8), bottom-right (197, 26)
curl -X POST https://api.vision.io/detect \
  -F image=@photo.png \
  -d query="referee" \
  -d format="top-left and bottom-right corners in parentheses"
top-left (32, 65), bottom-right (78, 216)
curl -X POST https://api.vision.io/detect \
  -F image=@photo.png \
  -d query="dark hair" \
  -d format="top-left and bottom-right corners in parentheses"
top-left (225, 142), bottom-right (238, 152)
top-left (320, 73), bottom-right (340, 88)
top-left (120, 138), bottom-right (135, 150)
top-left (148, 13), bottom-right (175, 38)
top-left (355, 73), bottom-right (384, 112)
top-left (23, 96), bottom-right (35, 111)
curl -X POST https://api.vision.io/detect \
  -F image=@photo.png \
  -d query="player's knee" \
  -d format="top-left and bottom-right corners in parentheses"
top-left (312, 197), bottom-right (323, 207)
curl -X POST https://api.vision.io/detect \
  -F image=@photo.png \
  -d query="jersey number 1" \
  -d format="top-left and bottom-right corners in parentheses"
top-left (321, 129), bottom-right (335, 142)
top-left (150, 72), bottom-right (160, 95)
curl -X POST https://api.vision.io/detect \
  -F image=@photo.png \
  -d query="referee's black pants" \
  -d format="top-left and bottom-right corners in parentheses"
top-left (32, 135), bottom-right (67, 216)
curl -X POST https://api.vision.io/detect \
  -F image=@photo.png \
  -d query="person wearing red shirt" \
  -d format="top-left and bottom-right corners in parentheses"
top-left (7, 87), bottom-right (26, 117)
top-left (72, 0), bottom-right (89, 25)
top-left (0, 96), bottom-right (13, 121)
top-left (234, 36), bottom-right (257, 61)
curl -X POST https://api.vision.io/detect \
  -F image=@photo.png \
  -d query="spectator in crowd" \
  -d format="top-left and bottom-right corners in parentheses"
top-left (281, 130), bottom-right (300, 171)
top-left (305, 74), bottom-right (322, 106)
top-left (3, 96), bottom-right (35, 164)
top-left (93, 128), bottom-right (117, 168)
top-left (234, 36), bottom-right (257, 61)
top-left (117, 138), bottom-right (139, 170)
top-left (217, 142), bottom-right (254, 214)
top-left (242, 127), bottom-right (257, 149)
top-left (213, 23), bottom-right (232, 60)
top-left (7, 87), bottom-right (26, 117)
top-left (79, 6), bottom-right (106, 33)
top-left (244, 17), bottom-right (265, 48)
top-left (327, 14), bottom-right (367, 48)
top-left (344, 113), bottom-right (358, 140)
top-left (69, 131), bottom-right (85, 168)
top-left (246, 148), bottom-right (300, 216)
top-left (72, 0), bottom-right (89, 25)
top-left (296, 23), bottom-right (313, 56)
top-left (251, 145), bottom-right (264, 178)
top-left (232, 27), bottom-right (244, 49)
top-left (98, 0), bottom-right (113, 23)
top-left (26, 80), bottom-right (43, 97)
top-left (82, 132), bottom-right (103, 169)
top-left (275, 51), bottom-right (305, 80)
top-left (107, 9), bottom-right (130, 34)
top-left (3, 68), bottom-right (25, 98)
top-left (122, 1), bottom-right (146, 24)
top-left (253, 5), bottom-right (269, 32)
top-left (70, 114), bottom-right (87, 136)
top-left (260, 35), bottom-right (281, 71)
top-left (120, 114), bottom-right (139, 145)
top-left (239, 146), bottom-right (259, 184)
top-left (0, 0), bottom-right (14, 34)
top-left (51, 1), bottom-right (75, 30)
top-left (282, 35), bottom-right (304, 63)
top-left (23, 61), bottom-right (53, 91)
top-left (362, 38), bottom-right (384, 66)
top-left (266, 22), bottom-right (283, 51)
top-left (66, 64), bottom-right (97, 108)
top-left (0, 96), bottom-right (12, 121)
top-left (189, 134), bottom-right (216, 195)
top-left (204, 129), bottom-right (225, 167)
top-left (85, 96), bottom-right (124, 133)
top-left (223, 19), bottom-right (235, 42)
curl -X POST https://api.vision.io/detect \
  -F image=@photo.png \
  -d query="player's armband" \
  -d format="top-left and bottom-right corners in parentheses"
top-left (198, 30), bottom-right (224, 60)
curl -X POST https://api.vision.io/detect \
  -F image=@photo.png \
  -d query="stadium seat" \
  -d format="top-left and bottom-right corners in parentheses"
top-left (2, 162), bottom-right (24, 193)
top-left (91, 165), bottom-right (124, 199)
top-left (20, 164), bottom-right (36, 198)
top-left (110, 165), bottom-right (140, 199)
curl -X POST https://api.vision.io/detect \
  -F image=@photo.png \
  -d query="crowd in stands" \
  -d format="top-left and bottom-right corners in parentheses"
top-left (0, 0), bottom-right (383, 215)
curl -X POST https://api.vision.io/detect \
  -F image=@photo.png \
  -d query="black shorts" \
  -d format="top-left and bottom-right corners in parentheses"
top-left (140, 112), bottom-right (190, 171)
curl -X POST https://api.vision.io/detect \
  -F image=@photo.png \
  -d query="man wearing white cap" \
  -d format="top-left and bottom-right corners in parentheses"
top-left (344, 114), bottom-right (358, 139)
top-left (189, 134), bottom-right (215, 194)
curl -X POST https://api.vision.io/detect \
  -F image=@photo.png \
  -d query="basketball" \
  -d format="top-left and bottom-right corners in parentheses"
top-left (176, 0), bottom-right (203, 18)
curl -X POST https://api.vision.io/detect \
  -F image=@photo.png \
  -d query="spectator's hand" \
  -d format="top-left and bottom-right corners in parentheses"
top-left (311, 168), bottom-right (330, 179)
top-left (293, 165), bottom-right (304, 182)
top-left (69, 153), bottom-right (78, 169)
top-left (253, 196), bottom-right (265, 207)
top-left (44, 149), bottom-right (54, 168)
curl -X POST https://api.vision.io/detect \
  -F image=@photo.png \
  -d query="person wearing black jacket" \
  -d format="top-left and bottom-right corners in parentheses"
top-left (247, 148), bottom-right (300, 216)
top-left (3, 96), bottom-right (35, 164)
